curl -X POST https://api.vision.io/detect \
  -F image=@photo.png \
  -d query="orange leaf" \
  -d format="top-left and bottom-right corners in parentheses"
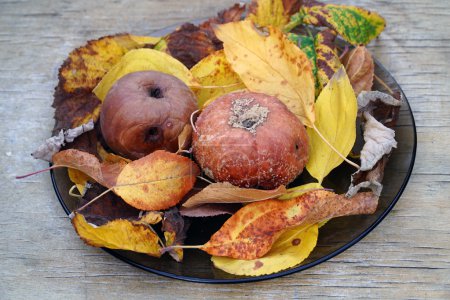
top-left (182, 182), bottom-right (287, 208)
top-left (201, 190), bottom-right (378, 259)
top-left (114, 151), bottom-right (200, 210)
top-left (53, 149), bottom-right (199, 211)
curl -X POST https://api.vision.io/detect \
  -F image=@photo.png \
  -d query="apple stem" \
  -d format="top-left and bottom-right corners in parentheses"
top-left (15, 165), bottom-right (61, 179)
top-left (190, 110), bottom-right (200, 135)
top-left (76, 188), bottom-right (112, 212)
top-left (312, 124), bottom-right (360, 169)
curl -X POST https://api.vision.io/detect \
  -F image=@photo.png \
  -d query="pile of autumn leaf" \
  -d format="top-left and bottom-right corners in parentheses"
top-left (31, 0), bottom-right (403, 276)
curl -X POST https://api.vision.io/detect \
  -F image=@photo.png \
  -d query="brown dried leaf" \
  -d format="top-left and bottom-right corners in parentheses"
top-left (79, 183), bottom-right (142, 226)
top-left (167, 4), bottom-right (246, 68)
top-left (162, 208), bottom-right (189, 262)
top-left (179, 203), bottom-right (241, 217)
top-left (342, 46), bottom-right (374, 95)
top-left (182, 182), bottom-right (287, 208)
top-left (201, 190), bottom-right (378, 259)
top-left (357, 91), bottom-right (402, 128)
top-left (177, 124), bottom-right (193, 153)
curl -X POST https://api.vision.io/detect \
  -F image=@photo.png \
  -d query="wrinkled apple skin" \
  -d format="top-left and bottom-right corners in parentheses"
top-left (192, 91), bottom-right (309, 189)
top-left (100, 71), bottom-right (197, 159)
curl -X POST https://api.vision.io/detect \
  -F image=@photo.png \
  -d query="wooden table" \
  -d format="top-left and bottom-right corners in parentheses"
top-left (1, 0), bottom-right (449, 298)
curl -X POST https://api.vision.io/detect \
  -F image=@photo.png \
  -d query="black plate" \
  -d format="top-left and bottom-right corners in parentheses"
top-left (51, 24), bottom-right (416, 283)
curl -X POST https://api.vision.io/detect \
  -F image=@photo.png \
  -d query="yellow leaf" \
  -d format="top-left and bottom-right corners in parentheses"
top-left (93, 48), bottom-right (199, 101)
top-left (211, 224), bottom-right (318, 276)
top-left (278, 182), bottom-right (323, 200)
top-left (190, 50), bottom-right (245, 108)
top-left (306, 67), bottom-right (357, 183)
top-left (247, 0), bottom-right (290, 29)
top-left (114, 150), bottom-right (200, 211)
top-left (214, 20), bottom-right (316, 127)
top-left (71, 213), bottom-right (161, 257)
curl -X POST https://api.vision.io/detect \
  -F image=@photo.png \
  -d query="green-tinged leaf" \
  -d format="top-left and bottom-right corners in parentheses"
top-left (306, 67), bottom-right (357, 183)
top-left (315, 29), bottom-right (341, 92)
top-left (302, 3), bottom-right (386, 45)
top-left (211, 224), bottom-right (318, 276)
top-left (93, 48), bottom-right (198, 101)
top-left (288, 33), bottom-right (319, 94)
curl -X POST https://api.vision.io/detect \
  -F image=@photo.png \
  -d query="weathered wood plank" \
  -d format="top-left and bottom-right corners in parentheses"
top-left (1, 0), bottom-right (449, 299)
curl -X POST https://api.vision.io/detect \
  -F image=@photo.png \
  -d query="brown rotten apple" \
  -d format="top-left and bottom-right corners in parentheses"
top-left (192, 91), bottom-right (309, 189)
top-left (100, 71), bottom-right (197, 159)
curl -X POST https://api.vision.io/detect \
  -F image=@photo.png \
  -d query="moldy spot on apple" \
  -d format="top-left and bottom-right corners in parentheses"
top-left (228, 98), bottom-right (269, 134)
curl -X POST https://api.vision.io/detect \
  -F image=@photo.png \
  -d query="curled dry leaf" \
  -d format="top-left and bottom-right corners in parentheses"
top-left (342, 46), bottom-right (374, 95)
top-left (201, 190), bottom-right (378, 259)
top-left (358, 91), bottom-right (402, 128)
top-left (167, 4), bottom-right (246, 68)
top-left (162, 208), bottom-right (189, 262)
top-left (71, 212), bottom-right (161, 257)
top-left (32, 119), bottom-right (94, 162)
top-left (212, 224), bottom-right (318, 276)
top-left (315, 29), bottom-right (341, 92)
top-left (190, 50), bottom-right (245, 108)
top-left (53, 34), bottom-right (160, 134)
top-left (182, 182), bottom-right (287, 208)
top-left (347, 155), bottom-right (388, 198)
top-left (177, 124), bottom-right (193, 153)
top-left (52, 149), bottom-right (199, 211)
top-left (346, 91), bottom-right (402, 197)
top-left (306, 67), bottom-right (357, 184)
top-left (214, 20), bottom-right (316, 127)
top-left (359, 112), bottom-right (397, 171)
top-left (345, 112), bottom-right (396, 197)
top-left (93, 48), bottom-right (198, 101)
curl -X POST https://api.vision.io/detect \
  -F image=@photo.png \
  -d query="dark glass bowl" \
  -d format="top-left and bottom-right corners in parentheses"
top-left (50, 24), bottom-right (416, 283)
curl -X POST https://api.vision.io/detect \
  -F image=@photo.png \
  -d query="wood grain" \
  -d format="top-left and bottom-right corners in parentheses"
top-left (1, 0), bottom-right (449, 299)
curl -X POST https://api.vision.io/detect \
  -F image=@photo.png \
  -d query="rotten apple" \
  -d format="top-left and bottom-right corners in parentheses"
top-left (100, 71), bottom-right (197, 159)
top-left (192, 91), bottom-right (309, 189)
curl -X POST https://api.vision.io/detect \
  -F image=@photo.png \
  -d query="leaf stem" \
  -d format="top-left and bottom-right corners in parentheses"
top-left (15, 165), bottom-right (61, 179)
top-left (312, 124), bottom-right (360, 169)
top-left (77, 188), bottom-right (112, 212)
top-left (374, 74), bottom-right (394, 95)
